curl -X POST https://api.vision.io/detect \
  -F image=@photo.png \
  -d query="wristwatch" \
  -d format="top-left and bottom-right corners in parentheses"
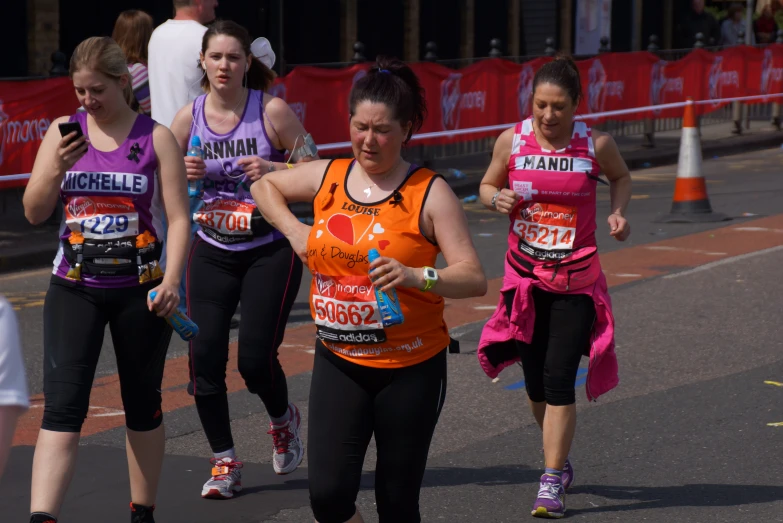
top-left (422, 266), bottom-right (438, 292)
top-left (490, 190), bottom-right (501, 209)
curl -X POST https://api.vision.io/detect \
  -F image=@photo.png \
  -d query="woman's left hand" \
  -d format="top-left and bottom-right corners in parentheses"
top-left (236, 156), bottom-right (269, 182)
top-left (608, 213), bottom-right (630, 241)
top-left (369, 256), bottom-right (421, 292)
top-left (147, 282), bottom-right (180, 318)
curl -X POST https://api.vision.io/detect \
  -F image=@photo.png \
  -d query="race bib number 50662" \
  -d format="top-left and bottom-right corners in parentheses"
top-left (312, 273), bottom-right (387, 344)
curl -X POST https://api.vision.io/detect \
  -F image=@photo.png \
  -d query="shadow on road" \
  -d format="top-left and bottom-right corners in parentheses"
top-left (568, 483), bottom-right (783, 515)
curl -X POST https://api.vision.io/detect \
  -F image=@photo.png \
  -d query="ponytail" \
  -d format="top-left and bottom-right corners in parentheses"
top-left (245, 56), bottom-right (275, 92)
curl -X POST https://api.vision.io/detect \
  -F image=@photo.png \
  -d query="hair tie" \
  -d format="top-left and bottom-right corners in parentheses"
top-left (378, 68), bottom-right (391, 74)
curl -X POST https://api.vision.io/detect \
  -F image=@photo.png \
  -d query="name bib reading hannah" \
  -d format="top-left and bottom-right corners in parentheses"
top-left (513, 202), bottom-right (578, 257)
top-left (312, 273), bottom-right (387, 345)
top-left (65, 196), bottom-right (139, 240)
top-left (194, 200), bottom-right (254, 238)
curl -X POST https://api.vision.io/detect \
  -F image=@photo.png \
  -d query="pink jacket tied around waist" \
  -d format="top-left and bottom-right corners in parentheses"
top-left (477, 256), bottom-right (618, 402)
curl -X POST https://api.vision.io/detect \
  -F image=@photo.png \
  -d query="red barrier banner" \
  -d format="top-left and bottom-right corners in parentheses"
top-left (4, 46), bottom-right (783, 184)
top-left (0, 77), bottom-right (79, 188)
top-left (577, 52), bottom-right (660, 122)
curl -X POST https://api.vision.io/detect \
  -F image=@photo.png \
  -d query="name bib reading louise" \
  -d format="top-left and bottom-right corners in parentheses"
top-left (65, 196), bottom-right (139, 240)
top-left (513, 202), bottom-right (578, 258)
top-left (194, 200), bottom-right (254, 238)
top-left (312, 273), bottom-right (387, 345)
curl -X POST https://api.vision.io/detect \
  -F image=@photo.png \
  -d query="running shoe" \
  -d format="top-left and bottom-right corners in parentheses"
top-left (201, 457), bottom-right (243, 499)
top-left (130, 502), bottom-right (156, 522)
top-left (531, 474), bottom-right (566, 519)
top-left (268, 402), bottom-right (304, 475)
top-left (562, 458), bottom-right (574, 491)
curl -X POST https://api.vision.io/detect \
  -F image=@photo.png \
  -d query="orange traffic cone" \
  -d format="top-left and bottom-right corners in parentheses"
top-left (656, 98), bottom-right (729, 223)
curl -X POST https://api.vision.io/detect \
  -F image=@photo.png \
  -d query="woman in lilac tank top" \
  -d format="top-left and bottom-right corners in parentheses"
top-left (169, 20), bottom-right (317, 499)
top-left (23, 37), bottom-right (191, 523)
top-left (477, 56), bottom-right (633, 518)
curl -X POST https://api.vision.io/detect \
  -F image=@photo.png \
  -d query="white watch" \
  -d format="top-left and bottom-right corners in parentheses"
top-left (422, 266), bottom-right (438, 292)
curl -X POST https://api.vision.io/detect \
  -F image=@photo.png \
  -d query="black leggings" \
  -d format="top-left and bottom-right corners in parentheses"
top-left (512, 286), bottom-right (596, 406)
top-left (42, 276), bottom-right (172, 432)
top-left (308, 341), bottom-right (447, 523)
top-left (186, 237), bottom-right (302, 453)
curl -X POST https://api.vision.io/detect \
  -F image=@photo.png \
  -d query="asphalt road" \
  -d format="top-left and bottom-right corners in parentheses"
top-left (1, 147), bottom-right (782, 522)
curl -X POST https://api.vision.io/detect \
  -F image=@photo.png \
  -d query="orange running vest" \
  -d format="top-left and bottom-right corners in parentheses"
top-left (307, 159), bottom-right (450, 368)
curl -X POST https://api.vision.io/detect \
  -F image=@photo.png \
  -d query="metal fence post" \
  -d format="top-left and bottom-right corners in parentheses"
top-left (643, 34), bottom-right (660, 148)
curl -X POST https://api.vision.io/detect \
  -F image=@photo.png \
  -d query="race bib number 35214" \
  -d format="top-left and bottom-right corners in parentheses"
top-left (65, 196), bottom-right (139, 240)
top-left (513, 202), bottom-right (577, 251)
top-left (194, 200), bottom-right (254, 237)
top-left (312, 273), bottom-right (387, 345)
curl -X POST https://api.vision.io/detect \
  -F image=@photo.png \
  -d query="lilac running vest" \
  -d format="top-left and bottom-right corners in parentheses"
top-left (53, 112), bottom-right (165, 288)
top-left (189, 89), bottom-right (285, 251)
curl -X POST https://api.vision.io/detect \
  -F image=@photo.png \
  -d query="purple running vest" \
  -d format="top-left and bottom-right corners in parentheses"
top-left (189, 89), bottom-right (285, 251)
top-left (53, 112), bottom-right (164, 288)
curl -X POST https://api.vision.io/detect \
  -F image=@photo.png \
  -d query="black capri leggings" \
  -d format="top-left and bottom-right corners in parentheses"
top-left (308, 341), bottom-right (447, 523)
top-left (42, 276), bottom-right (172, 432)
top-left (186, 237), bottom-right (302, 453)
top-left (512, 286), bottom-right (596, 406)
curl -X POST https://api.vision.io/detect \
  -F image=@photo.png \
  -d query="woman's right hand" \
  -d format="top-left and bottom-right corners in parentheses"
top-left (289, 222), bottom-right (312, 264)
top-left (183, 155), bottom-right (207, 181)
top-left (55, 133), bottom-right (89, 172)
top-left (494, 188), bottom-right (520, 214)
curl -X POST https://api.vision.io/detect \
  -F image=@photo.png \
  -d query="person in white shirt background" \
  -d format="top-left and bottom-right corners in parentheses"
top-left (148, 0), bottom-right (218, 315)
top-left (0, 296), bottom-right (30, 479)
top-left (148, 0), bottom-right (218, 128)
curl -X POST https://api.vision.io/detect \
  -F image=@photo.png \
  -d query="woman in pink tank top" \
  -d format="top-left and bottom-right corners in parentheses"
top-left (477, 55), bottom-right (632, 518)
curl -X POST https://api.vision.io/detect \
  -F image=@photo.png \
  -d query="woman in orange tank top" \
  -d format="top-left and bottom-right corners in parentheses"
top-left (252, 57), bottom-right (487, 523)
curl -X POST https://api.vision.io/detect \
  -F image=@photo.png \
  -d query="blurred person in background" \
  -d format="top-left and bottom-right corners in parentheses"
top-left (0, 296), bottom-right (29, 479)
top-left (113, 10), bottom-right (154, 116)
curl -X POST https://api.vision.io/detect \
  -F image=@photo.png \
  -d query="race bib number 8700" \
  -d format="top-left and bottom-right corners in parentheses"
top-left (194, 200), bottom-right (254, 237)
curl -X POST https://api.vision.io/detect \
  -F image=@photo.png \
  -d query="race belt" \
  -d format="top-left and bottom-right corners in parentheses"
top-left (63, 230), bottom-right (163, 283)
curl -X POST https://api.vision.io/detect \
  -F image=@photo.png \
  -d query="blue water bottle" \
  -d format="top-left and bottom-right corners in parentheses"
top-left (187, 136), bottom-right (204, 198)
top-left (149, 291), bottom-right (200, 341)
top-left (368, 248), bottom-right (405, 327)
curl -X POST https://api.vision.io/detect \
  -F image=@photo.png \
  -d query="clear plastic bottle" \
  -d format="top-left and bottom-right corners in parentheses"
top-left (368, 248), bottom-right (405, 327)
top-left (187, 135), bottom-right (205, 198)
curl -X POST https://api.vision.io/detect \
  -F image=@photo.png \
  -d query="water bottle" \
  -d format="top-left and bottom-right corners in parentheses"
top-left (187, 135), bottom-right (204, 198)
top-left (149, 291), bottom-right (200, 341)
top-left (367, 248), bottom-right (404, 327)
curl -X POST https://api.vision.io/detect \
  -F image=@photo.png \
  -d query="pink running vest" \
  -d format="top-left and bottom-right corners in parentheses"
top-left (506, 118), bottom-right (602, 271)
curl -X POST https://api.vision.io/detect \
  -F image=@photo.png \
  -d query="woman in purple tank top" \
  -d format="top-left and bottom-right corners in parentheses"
top-left (22, 38), bottom-right (191, 523)
top-left (169, 20), bottom-right (317, 499)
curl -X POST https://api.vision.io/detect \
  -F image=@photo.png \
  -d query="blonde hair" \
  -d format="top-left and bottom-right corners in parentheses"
top-left (70, 37), bottom-right (134, 107)
top-left (112, 10), bottom-right (153, 65)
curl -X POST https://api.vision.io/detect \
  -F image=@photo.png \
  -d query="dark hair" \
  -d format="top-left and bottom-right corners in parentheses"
top-left (112, 10), bottom-right (153, 65)
top-left (532, 54), bottom-right (582, 106)
top-left (349, 56), bottom-right (427, 144)
top-left (200, 20), bottom-right (275, 93)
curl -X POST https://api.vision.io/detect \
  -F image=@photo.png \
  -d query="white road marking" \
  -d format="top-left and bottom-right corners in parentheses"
top-left (663, 245), bottom-right (783, 279)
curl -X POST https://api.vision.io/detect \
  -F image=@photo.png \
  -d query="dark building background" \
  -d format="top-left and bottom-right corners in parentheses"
top-left (7, 0), bottom-right (748, 79)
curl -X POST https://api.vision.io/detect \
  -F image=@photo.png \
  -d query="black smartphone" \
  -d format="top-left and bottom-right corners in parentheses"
top-left (58, 121), bottom-right (84, 146)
